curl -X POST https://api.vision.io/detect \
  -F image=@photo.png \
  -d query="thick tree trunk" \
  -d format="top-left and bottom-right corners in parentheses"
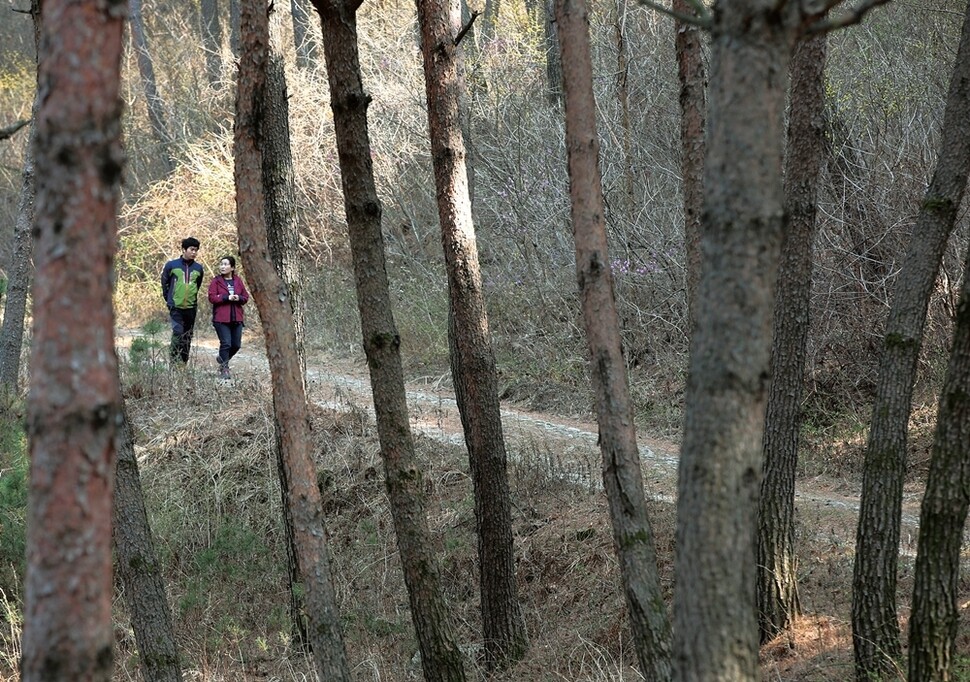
top-left (672, 4), bottom-right (793, 680)
top-left (234, 0), bottom-right (351, 677)
top-left (21, 0), bottom-right (126, 676)
top-left (672, 0), bottom-right (704, 334)
top-left (757, 30), bottom-right (827, 645)
top-left (200, 0), bottom-right (223, 87)
top-left (263, 13), bottom-right (310, 650)
top-left (129, 0), bottom-right (174, 175)
top-left (309, 0), bottom-right (467, 678)
top-left (416, 0), bottom-right (527, 670)
top-left (557, 0), bottom-right (672, 677)
top-left (853, 2), bottom-right (970, 679)
top-left (114, 407), bottom-right (183, 682)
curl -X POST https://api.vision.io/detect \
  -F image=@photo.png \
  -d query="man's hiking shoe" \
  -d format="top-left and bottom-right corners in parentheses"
top-left (219, 365), bottom-right (231, 380)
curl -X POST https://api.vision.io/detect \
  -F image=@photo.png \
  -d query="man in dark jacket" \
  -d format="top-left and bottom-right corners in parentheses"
top-left (161, 237), bottom-right (204, 364)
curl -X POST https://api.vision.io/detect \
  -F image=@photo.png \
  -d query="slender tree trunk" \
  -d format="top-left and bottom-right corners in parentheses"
top-left (129, 0), bottom-right (174, 175)
top-left (114, 406), bottom-right (183, 682)
top-left (0, 140), bottom-right (35, 396)
top-left (673, 3), bottom-right (795, 680)
top-left (908, 188), bottom-right (970, 681)
top-left (672, 0), bottom-right (704, 334)
top-left (757, 30), bottom-right (827, 645)
top-left (235, 0), bottom-right (351, 677)
top-left (264, 10), bottom-right (310, 650)
top-left (416, 0), bottom-right (528, 669)
top-left (309, 0), bottom-right (467, 678)
top-left (908, 255), bottom-right (970, 681)
top-left (200, 0), bottom-right (223, 88)
top-left (291, 0), bottom-right (320, 69)
top-left (543, 0), bottom-right (562, 106)
top-left (0, 0), bottom-right (40, 397)
top-left (21, 0), bottom-right (126, 675)
top-left (557, 0), bottom-right (672, 676)
top-left (853, 1), bottom-right (970, 678)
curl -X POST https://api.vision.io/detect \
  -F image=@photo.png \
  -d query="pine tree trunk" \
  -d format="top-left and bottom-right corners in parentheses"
top-left (21, 0), bottom-right (126, 676)
top-left (263, 14), bottom-right (310, 649)
top-left (309, 0), bottom-right (468, 677)
top-left (0, 0), bottom-right (39, 397)
top-left (757, 30), bottom-right (827, 644)
top-left (853, 1), bottom-right (970, 678)
top-left (234, 0), bottom-right (351, 677)
top-left (114, 407), bottom-right (183, 682)
top-left (673, 4), bottom-right (794, 680)
top-left (416, 0), bottom-right (528, 669)
top-left (672, 0), bottom-right (704, 334)
top-left (557, 0), bottom-right (672, 676)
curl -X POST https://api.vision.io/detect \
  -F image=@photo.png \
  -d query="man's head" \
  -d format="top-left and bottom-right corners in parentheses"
top-left (181, 237), bottom-right (200, 261)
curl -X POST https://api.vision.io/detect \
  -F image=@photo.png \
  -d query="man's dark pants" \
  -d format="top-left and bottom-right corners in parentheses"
top-left (169, 307), bottom-right (197, 364)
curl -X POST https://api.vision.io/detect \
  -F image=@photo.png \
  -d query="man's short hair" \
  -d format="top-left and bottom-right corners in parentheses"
top-left (182, 237), bottom-right (200, 250)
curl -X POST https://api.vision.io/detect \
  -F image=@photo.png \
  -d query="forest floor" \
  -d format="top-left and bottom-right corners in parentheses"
top-left (92, 330), bottom-right (970, 680)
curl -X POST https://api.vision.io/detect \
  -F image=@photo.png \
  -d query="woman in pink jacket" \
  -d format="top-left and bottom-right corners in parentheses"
top-left (207, 255), bottom-right (250, 379)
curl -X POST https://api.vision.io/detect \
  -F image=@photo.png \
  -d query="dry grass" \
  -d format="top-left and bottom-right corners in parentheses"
top-left (44, 357), bottom-right (951, 682)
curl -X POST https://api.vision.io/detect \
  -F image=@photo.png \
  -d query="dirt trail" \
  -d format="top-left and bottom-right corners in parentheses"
top-left (129, 331), bottom-right (928, 550)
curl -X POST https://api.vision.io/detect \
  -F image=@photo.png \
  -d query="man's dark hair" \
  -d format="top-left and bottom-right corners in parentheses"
top-left (182, 236), bottom-right (200, 250)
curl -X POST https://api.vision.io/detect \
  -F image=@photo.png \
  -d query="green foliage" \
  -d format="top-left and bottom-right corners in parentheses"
top-left (0, 409), bottom-right (27, 600)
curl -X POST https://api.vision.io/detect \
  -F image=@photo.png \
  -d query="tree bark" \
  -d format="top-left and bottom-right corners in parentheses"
top-left (557, 0), bottom-right (672, 677)
top-left (672, 0), bottom-right (705, 335)
top-left (129, 0), bottom-right (174, 175)
top-left (757, 29), bottom-right (827, 645)
top-left (309, 0), bottom-right (468, 677)
top-left (672, 3), bottom-right (795, 680)
top-left (908, 255), bottom-right (970, 680)
top-left (853, 1), bottom-right (970, 678)
top-left (908, 188), bottom-right (970, 681)
top-left (114, 406), bottom-right (183, 682)
top-left (264, 10), bottom-right (310, 650)
top-left (21, 0), bottom-right (126, 676)
top-left (416, 0), bottom-right (528, 670)
top-left (235, 0), bottom-right (351, 677)
top-left (0, 0), bottom-right (40, 397)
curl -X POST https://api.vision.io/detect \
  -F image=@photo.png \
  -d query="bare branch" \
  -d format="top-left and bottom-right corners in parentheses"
top-left (0, 119), bottom-right (30, 141)
top-left (636, 0), bottom-right (712, 29)
top-left (807, 0), bottom-right (892, 34)
top-left (454, 10), bottom-right (481, 47)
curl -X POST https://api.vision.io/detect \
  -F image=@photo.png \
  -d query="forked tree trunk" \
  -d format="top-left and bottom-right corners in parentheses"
top-left (672, 0), bottom-right (704, 334)
top-left (757, 29), bottom-right (827, 644)
top-left (21, 0), bottom-right (126, 676)
top-left (0, 0), bottom-right (40, 397)
top-left (114, 406), bottom-right (183, 682)
top-left (235, 0), bottom-right (351, 677)
top-left (557, 0), bottom-right (672, 677)
top-left (309, 0), bottom-right (467, 678)
top-left (264, 10), bottom-right (310, 650)
top-left (416, 0), bottom-right (528, 670)
top-left (853, 1), bottom-right (970, 678)
top-left (673, 3), bottom-right (794, 679)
